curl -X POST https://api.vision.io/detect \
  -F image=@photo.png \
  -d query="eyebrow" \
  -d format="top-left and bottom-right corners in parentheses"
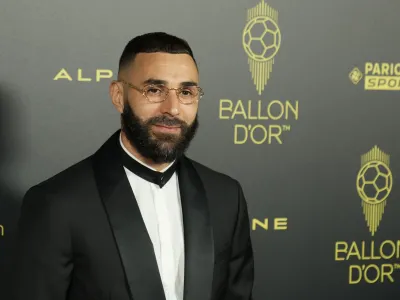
top-left (142, 78), bottom-right (199, 87)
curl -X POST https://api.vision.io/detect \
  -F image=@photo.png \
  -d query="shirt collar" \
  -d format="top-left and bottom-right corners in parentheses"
top-left (119, 133), bottom-right (177, 188)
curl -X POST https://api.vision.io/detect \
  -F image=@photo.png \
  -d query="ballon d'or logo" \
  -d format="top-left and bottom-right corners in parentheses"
top-left (242, 0), bottom-right (281, 95)
top-left (356, 146), bottom-right (393, 236)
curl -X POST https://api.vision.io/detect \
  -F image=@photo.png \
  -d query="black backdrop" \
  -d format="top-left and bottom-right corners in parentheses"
top-left (1, 0), bottom-right (400, 298)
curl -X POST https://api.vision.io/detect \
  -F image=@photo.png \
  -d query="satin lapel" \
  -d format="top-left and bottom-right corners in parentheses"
top-left (178, 157), bottom-right (214, 300)
top-left (92, 131), bottom-right (166, 300)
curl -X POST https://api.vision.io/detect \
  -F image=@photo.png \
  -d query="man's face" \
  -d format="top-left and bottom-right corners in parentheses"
top-left (120, 52), bottom-right (200, 163)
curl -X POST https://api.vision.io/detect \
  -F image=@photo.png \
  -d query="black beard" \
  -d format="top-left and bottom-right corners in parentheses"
top-left (121, 104), bottom-right (199, 164)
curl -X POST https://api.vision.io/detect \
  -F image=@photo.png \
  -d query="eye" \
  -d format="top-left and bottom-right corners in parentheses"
top-left (145, 86), bottom-right (163, 95)
top-left (180, 88), bottom-right (195, 97)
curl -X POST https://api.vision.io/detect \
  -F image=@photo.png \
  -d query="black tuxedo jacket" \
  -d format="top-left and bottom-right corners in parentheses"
top-left (12, 130), bottom-right (254, 300)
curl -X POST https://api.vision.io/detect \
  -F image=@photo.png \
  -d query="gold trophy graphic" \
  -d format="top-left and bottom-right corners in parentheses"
top-left (356, 146), bottom-right (393, 236)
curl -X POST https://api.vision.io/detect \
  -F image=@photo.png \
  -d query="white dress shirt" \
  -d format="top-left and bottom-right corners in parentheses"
top-left (120, 136), bottom-right (185, 300)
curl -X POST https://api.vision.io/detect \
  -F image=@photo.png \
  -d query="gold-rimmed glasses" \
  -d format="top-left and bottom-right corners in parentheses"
top-left (117, 79), bottom-right (204, 105)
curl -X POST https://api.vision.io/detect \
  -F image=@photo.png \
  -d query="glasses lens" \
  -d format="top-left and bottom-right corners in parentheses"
top-left (144, 85), bottom-right (166, 102)
top-left (143, 85), bottom-right (203, 103)
top-left (179, 86), bottom-right (201, 104)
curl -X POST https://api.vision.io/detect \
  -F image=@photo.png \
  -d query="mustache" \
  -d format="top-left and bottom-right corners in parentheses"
top-left (147, 115), bottom-right (187, 127)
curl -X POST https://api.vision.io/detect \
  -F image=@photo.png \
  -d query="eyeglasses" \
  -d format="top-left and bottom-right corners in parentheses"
top-left (117, 79), bottom-right (204, 105)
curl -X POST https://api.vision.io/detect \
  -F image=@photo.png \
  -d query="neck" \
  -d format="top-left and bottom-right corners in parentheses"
top-left (120, 131), bottom-right (171, 172)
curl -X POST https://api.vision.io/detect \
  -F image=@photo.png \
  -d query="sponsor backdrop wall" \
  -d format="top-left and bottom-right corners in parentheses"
top-left (1, 0), bottom-right (400, 299)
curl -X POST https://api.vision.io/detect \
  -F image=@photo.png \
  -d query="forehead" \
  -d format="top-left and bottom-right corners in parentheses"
top-left (129, 52), bottom-right (199, 84)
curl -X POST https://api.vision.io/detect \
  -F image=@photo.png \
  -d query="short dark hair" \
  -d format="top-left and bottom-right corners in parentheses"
top-left (118, 32), bottom-right (197, 73)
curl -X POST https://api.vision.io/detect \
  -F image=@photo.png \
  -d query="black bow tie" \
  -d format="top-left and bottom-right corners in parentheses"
top-left (120, 146), bottom-right (177, 188)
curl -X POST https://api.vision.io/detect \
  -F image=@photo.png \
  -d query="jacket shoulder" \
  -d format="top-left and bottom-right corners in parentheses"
top-left (28, 156), bottom-right (94, 196)
top-left (188, 158), bottom-right (239, 189)
top-left (19, 157), bottom-right (94, 227)
top-left (187, 159), bottom-right (247, 227)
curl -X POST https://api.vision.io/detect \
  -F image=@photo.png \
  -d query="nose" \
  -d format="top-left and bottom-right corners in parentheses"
top-left (159, 89), bottom-right (180, 116)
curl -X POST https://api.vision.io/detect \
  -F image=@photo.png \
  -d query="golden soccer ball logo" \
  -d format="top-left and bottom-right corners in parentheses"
top-left (357, 146), bottom-right (392, 236)
top-left (242, 16), bottom-right (281, 62)
top-left (243, 1), bottom-right (280, 95)
top-left (356, 161), bottom-right (392, 205)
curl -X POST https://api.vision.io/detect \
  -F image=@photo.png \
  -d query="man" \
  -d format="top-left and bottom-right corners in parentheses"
top-left (12, 32), bottom-right (254, 300)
